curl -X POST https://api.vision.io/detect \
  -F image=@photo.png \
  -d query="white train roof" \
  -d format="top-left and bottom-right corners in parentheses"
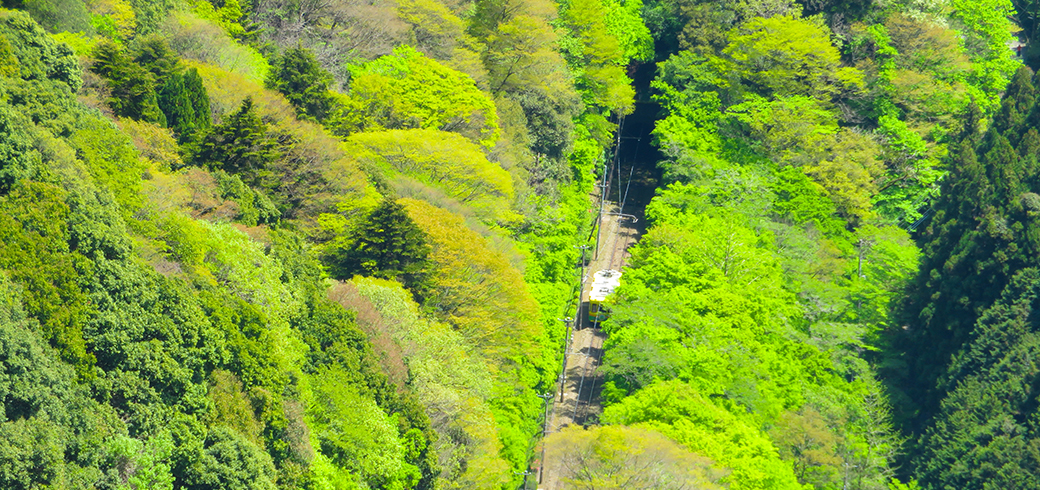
top-left (589, 269), bottom-right (622, 302)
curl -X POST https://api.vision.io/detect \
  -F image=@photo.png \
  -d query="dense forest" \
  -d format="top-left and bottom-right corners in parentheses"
top-left (0, 0), bottom-right (1037, 488)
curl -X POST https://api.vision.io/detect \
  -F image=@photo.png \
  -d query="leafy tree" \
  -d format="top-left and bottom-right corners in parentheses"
top-left (0, 273), bottom-right (116, 489)
top-left (721, 15), bottom-right (862, 100)
top-left (544, 425), bottom-right (726, 490)
top-left (339, 45), bottom-right (501, 147)
top-left (0, 10), bottom-right (82, 92)
top-left (467, 0), bottom-right (581, 157)
top-left (0, 182), bottom-right (94, 374)
top-left (348, 129), bottom-right (519, 224)
top-left (949, 0), bottom-right (1019, 105)
top-left (10, 0), bottom-right (92, 33)
top-left (603, 380), bottom-right (805, 490)
top-left (771, 408), bottom-right (843, 487)
top-left (558, 0), bottom-right (637, 114)
top-left (177, 427), bottom-right (278, 490)
top-left (266, 47), bottom-right (335, 122)
top-left (0, 107), bottom-right (43, 193)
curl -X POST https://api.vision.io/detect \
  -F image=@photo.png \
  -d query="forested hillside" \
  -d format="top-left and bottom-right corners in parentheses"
top-left (0, 0), bottom-right (1036, 489)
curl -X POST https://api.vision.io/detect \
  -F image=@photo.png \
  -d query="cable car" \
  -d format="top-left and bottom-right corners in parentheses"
top-left (587, 269), bottom-right (622, 324)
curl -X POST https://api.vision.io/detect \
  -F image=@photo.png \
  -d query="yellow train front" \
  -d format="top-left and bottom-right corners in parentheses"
top-left (587, 269), bottom-right (622, 325)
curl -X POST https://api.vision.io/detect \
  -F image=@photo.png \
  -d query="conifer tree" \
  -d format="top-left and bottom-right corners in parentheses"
top-left (266, 47), bottom-right (334, 122)
top-left (183, 68), bottom-right (212, 132)
top-left (91, 40), bottom-right (166, 125)
top-left (327, 199), bottom-right (431, 297)
top-left (132, 36), bottom-right (179, 83)
top-left (896, 66), bottom-right (1040, 430)
top-left (158, 72), bottom-right (198, 142)
top-left (914, 268), bottom-right (1040, 490)
top-left (193, 97), bottom-right (279, 189)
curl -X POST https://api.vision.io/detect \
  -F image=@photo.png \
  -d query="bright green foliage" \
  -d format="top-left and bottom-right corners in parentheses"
top-left (401, 198), bottom-right (543, 361)
top-left (349, 277), bottom-right (512, 488)
top-left (348, 129), bottom-right (519, 224)
top-left (603, 380), bottom-right (804, 490)
top-left (163, 11), bottom-right (269, 82)
top-left (341, 46), bottom-right (500, 147)
top-left (326, 198), bottom-right (432, 294)
top-left (71, 111), bottom-right (148, 211)
top-left (0, 2), bottom-right (996, 490)
top-left (602, 0), bottom-right (654, 63)
top-left (401, 198), bottom-right (551, 474)
top-left (393, 0), bottom-right (468, 62)
top-left (722, 15), bottom-right (862, 100)
top-left (310, 367), bottom-right (418, 489)
top-left (102, 433), bottom-right (175, 490)
top-left (86, 0), bottom-right (138, 40)
top-left (0, 182), bottom-right (93, 374)
top-left (266, 47), bottom-right (335, 123)
top-left (185, 60), bottom-right (374, 220)
top-left (189, 0), bottom-right (252, 40)
top-left (601, 208), bottom-right (806, 418)
top-left (950, 0), bottom-right (1019, 106)
top-left (558, 0), bottom-right (637, 114)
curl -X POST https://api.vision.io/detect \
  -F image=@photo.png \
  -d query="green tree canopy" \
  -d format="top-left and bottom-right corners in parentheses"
top-left (721, 15), bottom-right (862, 100)
top-left (92, 40), bottom-right (166, 125)
top-left (339, 46), bottom-right (500, 147)
top-left (326, 198), bottom-right (432, 296)
top-left (266, 47), bottom-right (335, 123)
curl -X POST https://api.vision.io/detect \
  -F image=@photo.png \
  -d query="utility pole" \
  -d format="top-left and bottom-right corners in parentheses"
top-left (593, 162), bottom-right (609, 260)
top-left (557, 317), bottom-right (574, 399)
top-left (536, 392), bottom-right (553, 485)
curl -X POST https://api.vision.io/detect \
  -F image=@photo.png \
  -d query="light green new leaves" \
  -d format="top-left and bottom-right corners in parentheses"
top-left (348, 128), bottom-right (519, 225)
top-left (723, 15), bottom-right (863, 100)
top-left (950, 0), bottom-right (1019, 107)
top-left (603, 380), bottom-right (805, 490)
top-left (344, 46), bottom-right (500, 147)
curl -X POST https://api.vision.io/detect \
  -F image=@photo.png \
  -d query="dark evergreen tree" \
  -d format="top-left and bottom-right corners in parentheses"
top-left (193, 97), bottom-right (280, 189)
top-left (914, 268), bottom-right (1040, 490)
top-left (158, 72), bottom-right (198, 142)
top-left (183, 68), bottom-right (212, 131)
top-left (131, 35), bottom-right (179, 83)
top-left (91, 40), bottom-right (166, 125)
top-left (894, 66), bottom-right (1040, 431)
top-left (326, 199), bottom-right (431, 296)
top-left (265, 47), bottom-right (334, 122)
